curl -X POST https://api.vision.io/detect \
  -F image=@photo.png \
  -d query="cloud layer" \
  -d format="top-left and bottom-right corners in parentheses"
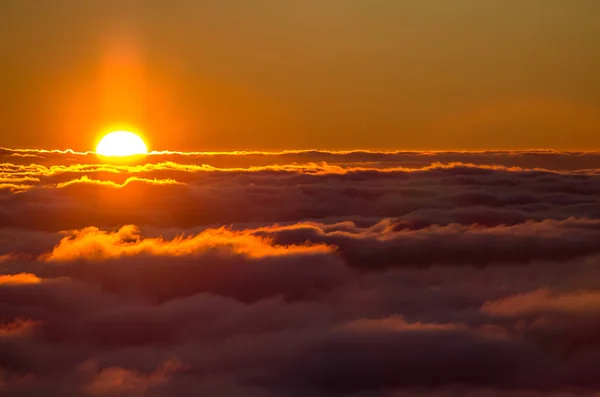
top-left (1, 150), bottom-right (600, 396)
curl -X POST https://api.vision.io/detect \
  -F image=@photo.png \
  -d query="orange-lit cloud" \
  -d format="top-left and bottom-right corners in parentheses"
top-left (341, 315), bottom-right (464, 333)
top-left (83, 358), bottom-right (186, 396)
top-left (44, 225), bottom-right (333, 262)
top-left (481, 289), bottom-right (600, 317)
top-left (56, 175), bottom-right (183, 189)
top-left (0, 273), bottom-right (41, 285)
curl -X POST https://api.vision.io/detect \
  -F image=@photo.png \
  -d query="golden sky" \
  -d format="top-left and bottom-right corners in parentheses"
top-left (1, 0), bottom-right (599, 151)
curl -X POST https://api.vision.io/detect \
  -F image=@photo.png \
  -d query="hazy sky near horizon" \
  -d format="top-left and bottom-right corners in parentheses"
top-left (1, 0), bottom-right (599, 151)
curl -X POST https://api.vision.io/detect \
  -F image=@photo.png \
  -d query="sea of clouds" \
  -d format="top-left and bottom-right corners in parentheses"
top-left (2, 148), bottom-right (600, 396)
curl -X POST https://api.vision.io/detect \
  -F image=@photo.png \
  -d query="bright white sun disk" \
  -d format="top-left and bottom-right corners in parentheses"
top-left (96, 131), bottom-right (148, 157)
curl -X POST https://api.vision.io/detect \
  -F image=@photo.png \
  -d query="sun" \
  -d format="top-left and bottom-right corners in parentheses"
top-left (96, 131), bottom-right (148, 157)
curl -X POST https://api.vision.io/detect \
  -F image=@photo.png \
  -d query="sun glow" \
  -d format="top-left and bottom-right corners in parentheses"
top-left (96, 131), bottom-right (148, 157)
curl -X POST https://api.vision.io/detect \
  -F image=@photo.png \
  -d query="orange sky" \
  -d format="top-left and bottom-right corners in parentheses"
top-left (1, 0), bottom-right (599, 151)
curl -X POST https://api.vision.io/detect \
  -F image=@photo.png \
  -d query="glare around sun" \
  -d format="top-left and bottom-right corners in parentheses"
top-left (96, 131), bottom-right (148, 157)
